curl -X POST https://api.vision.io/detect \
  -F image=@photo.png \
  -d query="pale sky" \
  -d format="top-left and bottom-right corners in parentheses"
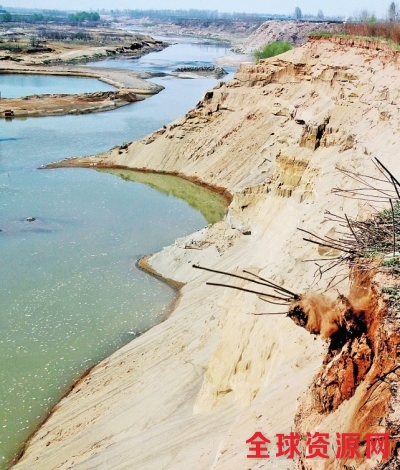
top-left (3, 1), bottom-right (389, 19)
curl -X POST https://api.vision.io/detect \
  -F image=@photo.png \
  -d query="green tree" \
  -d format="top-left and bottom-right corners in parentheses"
top-left (91, 12), bottom-right (100, 21)
top-left (30, 35), bottom-right (38, 47)
top-left (388, 1), bottom-right (398, 21)
top-left (254, 41), bottom-right (292, 63)
top-left (68, 11), bottom-right (100, 23)
top-left (1, 11), bottom-right (11, 22)
top-left (294, 7), bottom-right (303, 19)
top-left (317, 9), bottom-right (324, 19)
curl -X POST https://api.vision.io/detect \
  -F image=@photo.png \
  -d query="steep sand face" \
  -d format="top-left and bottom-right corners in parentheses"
top-left (14, 38), bottom-right (400, 469)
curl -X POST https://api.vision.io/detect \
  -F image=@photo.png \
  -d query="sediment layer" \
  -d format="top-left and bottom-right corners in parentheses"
top-left (14, 37), bottom-right (400, 469)
top-left (0, 90), bottom-right (143, 117)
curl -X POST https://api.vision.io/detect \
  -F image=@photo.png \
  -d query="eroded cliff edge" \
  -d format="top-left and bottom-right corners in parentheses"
top-left (15, 37), bottom-right (400, 469)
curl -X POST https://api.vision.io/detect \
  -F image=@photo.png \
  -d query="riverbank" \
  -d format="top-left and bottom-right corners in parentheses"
top-left (111, 17), bottom-right (261, 47)
top-left (0, 25), bottom-right (166, 65)
top-left (0, 25), bottom-right (167, 118)
top-left (0, 65), bottom-right (164, 118)
top-left (0, 90), bottom-right (141, 118)
top-left (12, 36), bottom-right (400, 469)
top-left (0, 64), bottom-right (164, 90)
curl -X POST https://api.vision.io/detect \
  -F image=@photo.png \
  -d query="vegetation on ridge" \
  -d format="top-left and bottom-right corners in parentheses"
top-left (254, 41), bottom-right (292, 63)
top-left (310, 21), bottom-right (400, 51)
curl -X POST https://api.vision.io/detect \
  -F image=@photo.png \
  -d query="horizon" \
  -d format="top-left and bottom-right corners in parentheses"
top-left (2, 1), bottom-right (390, 20)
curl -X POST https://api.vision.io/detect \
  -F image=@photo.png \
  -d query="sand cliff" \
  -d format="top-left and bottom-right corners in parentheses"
top-left (13, 37), bottom-right (400, 469)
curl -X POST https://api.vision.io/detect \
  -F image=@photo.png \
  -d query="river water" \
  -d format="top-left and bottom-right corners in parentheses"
top-left (0, 74), bottom-right (114, 98)
top-left (0, 39), bottom-right (234, 468)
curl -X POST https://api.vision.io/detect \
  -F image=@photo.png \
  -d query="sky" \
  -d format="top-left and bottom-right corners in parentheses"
top-left (2, 1), bottom-right (390, 19)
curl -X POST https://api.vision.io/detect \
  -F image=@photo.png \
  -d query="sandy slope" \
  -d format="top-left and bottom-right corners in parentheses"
top-left (13, 37), bottom-right (400, 469)
top-left (240, 20), bottom-right (339, 52)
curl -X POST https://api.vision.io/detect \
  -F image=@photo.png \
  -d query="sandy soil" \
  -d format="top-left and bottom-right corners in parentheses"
top-left (240, 20), bottom-right (341, 52)
top-left (110, 17), bottom-right (262, 45)
top-left (0, 90), bottom-right (143, 118)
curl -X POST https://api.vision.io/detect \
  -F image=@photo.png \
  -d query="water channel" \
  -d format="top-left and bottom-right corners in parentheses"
top-left (0, 74), bottom-right (114, 99)
top-left (0, 38), bottom-right (234, 468)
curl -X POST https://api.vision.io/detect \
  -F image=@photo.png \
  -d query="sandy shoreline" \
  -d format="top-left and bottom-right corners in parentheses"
top-left (0, 65), bottom-right (164, 118)
top-left (0, 26), bottom-right (168, 118)
top-left (45, 161), bottom-right (233, 205)
top-left (13, 253), bottom-right (183, 465)
top-left (0, 90), bottom-right (141, 118)
top-left (0, 65), bottom-right (162, 90)
top-left (137, 254), bottom-right (185, 291)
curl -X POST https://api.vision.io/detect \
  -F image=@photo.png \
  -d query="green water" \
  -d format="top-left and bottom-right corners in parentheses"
top-left (1, 168), bottom-right (224, 468)
top-left (0, 41), bottom-right (231, 469)
top-left (104, 169), bottom-right (226, 225)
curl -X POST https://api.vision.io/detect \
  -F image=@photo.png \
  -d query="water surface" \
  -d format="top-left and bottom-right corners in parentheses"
top-left (0, 74), bottom-right (114, 98)
top-left (88, 40), bottom-right (234, 74)
top-left (102, 169), bottom-right (226, 225)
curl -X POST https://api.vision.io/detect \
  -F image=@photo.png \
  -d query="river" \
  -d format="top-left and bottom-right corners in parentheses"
top-left (0, 38), bottom-right (234, 469)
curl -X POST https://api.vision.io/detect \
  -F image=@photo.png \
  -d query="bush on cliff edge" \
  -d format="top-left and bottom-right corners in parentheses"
top-left (254, 41), bottom-right (292, 62)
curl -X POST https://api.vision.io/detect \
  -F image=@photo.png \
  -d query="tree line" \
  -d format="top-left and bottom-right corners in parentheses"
top-left (67, 11), bottom-right (100, 23)
top-left (0, 10), bottom-right (100, 24)
top-left (293, 2), bottom-right (400, 23)
top-left (110, 8), bottom-right (342, 21)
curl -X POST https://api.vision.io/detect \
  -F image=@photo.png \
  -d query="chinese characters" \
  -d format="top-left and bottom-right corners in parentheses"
top-left (246, 432), bottom-right (389, 460)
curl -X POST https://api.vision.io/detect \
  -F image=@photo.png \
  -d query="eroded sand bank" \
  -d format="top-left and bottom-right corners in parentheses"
top-left (13, 38), bottom-right (400, 469)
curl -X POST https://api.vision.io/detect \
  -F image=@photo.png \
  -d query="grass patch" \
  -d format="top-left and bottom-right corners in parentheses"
top-left (344, 22), bottom-right (400, 43)
top-left (207, 36), bottom-right (230, 43)
top-left (381, 286), bottom-right (400, 296)
top-left (383, 258), bottom-right (400, 276)
top-left (381, 286), bottom-right (400, 311)
top-left (356, 201), bottom-right (400, 259)
top-left (254, 41), bottom-right (292, 63)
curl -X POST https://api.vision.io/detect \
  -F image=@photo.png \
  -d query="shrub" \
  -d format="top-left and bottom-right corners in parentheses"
top-left (343, 22), bottom-right (400, 44)
top-left (254, 41), bottom-right (292, 63)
